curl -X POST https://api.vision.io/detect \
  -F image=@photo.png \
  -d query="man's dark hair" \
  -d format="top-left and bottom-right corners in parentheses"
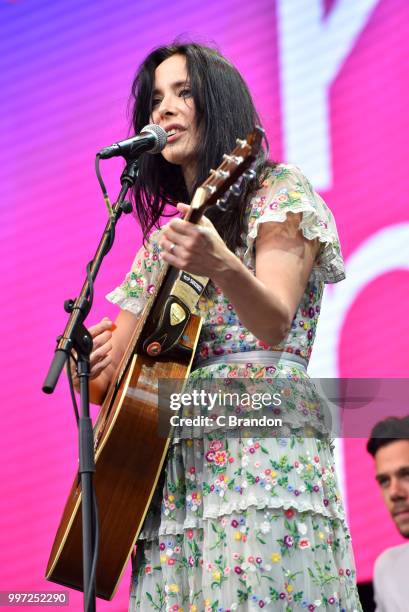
top-left (367, 416), bottom-right (409, 457)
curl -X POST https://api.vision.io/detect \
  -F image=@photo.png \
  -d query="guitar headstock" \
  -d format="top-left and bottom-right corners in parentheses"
top-left (188, 126), bottom-right (265, 218)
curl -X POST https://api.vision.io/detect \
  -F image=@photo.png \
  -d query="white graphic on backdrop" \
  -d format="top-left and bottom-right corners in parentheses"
top-left (310, 223), bottom-right (409, 378)
top-left (309, 224), bottom-right (409, 510)
top-left (276, 0), bottom-right (379, 189)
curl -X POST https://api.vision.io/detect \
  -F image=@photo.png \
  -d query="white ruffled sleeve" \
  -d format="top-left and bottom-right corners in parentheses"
top-left (244, 164), bottom-right (345, 283)
top-left (105, 229), bottom-right (164, 316)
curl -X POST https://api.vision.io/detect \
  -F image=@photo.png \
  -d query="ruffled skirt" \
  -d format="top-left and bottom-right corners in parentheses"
top-left (128, 363), bottom-right (362, 612)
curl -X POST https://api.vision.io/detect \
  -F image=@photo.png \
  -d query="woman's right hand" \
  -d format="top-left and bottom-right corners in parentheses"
top-left (70, 317), bottom-right (114, 388)
top-left (69, 309), bottom-right (138, 404)
top-left (88, 317), bottom-right (115, 379)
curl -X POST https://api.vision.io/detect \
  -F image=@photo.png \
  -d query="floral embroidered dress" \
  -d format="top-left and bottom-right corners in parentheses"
top-left (106, 165), bottom-right (362, 612)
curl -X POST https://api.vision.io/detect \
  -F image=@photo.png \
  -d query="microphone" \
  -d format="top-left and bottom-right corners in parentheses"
top-left (97, 124), bottom-right (167, 159)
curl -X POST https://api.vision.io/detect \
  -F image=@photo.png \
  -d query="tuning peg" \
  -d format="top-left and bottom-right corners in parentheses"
top-left (223, 154), bottom-right (244, 164)
top-left (244, 169), bottom-right (257, 181)
top-left (210, 168), bottom-right (230, 179)
top-left (216, 197), bottom-right (229, 211)
top-left (229, 183), bottom-right (242, 197)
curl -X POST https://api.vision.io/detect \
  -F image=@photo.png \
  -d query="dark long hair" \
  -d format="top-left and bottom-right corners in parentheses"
top-left (130, 42), bottom-right (274, 250)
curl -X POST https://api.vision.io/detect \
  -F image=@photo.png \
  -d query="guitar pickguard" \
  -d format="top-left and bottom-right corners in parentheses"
top-left (142, 270), bottom-right (208, 358)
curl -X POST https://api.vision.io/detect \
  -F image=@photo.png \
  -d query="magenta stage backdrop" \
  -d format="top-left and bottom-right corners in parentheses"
top-left (1, 0), bottom-right (409, 609)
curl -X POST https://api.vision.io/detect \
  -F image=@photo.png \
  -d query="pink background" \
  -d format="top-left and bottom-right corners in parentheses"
top-left (1, 0), bottom-right (408, 609)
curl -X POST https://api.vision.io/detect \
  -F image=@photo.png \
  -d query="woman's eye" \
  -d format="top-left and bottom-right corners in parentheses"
top-left (179, 88), bottom-right (192, 98)
top-left (151, 99), bottom-right (161, 108)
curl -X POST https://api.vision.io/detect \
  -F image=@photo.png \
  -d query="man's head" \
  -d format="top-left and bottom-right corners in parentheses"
top-left (367, 417), bottom-right (409, 538)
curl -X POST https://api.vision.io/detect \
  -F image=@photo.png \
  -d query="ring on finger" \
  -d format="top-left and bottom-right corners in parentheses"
top-left (169, 242), bottom-right (176, 253)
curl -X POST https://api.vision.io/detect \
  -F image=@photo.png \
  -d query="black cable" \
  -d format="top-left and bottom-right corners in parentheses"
top-left (95, 155), bottom-right (111, 216)
top-left (67, 353), bottom-right (80, 426)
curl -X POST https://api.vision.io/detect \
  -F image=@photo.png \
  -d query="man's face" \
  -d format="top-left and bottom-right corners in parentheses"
top-left (375, 440), bottom-right (409, 537)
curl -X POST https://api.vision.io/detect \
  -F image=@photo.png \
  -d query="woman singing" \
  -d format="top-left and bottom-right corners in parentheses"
top-left (76, 42), bottom-right (362, 611)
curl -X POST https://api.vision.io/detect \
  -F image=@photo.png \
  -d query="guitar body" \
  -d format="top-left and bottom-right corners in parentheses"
top-left (45, 127), bottom-right (263, 601)
top-left (46, 313), bottom-right (202, 600)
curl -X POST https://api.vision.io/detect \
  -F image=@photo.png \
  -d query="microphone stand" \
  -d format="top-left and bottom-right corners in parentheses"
top-left (43, 158), bottom-right (138, 611)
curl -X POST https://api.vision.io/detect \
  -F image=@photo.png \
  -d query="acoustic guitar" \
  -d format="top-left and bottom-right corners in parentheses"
top-left (46, 127), bottom-right (263, 600)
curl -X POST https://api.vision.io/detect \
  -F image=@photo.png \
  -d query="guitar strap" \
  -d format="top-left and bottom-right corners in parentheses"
top-left (171, 270), bottom-right (208, 316)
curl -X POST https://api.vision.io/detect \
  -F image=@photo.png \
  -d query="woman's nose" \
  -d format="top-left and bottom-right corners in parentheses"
top-left (156, 95), bottom-right (176, 119)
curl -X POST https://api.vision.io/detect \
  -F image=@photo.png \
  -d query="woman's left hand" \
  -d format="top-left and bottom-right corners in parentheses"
top-left (159, 203), bottom-right (232, 278)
